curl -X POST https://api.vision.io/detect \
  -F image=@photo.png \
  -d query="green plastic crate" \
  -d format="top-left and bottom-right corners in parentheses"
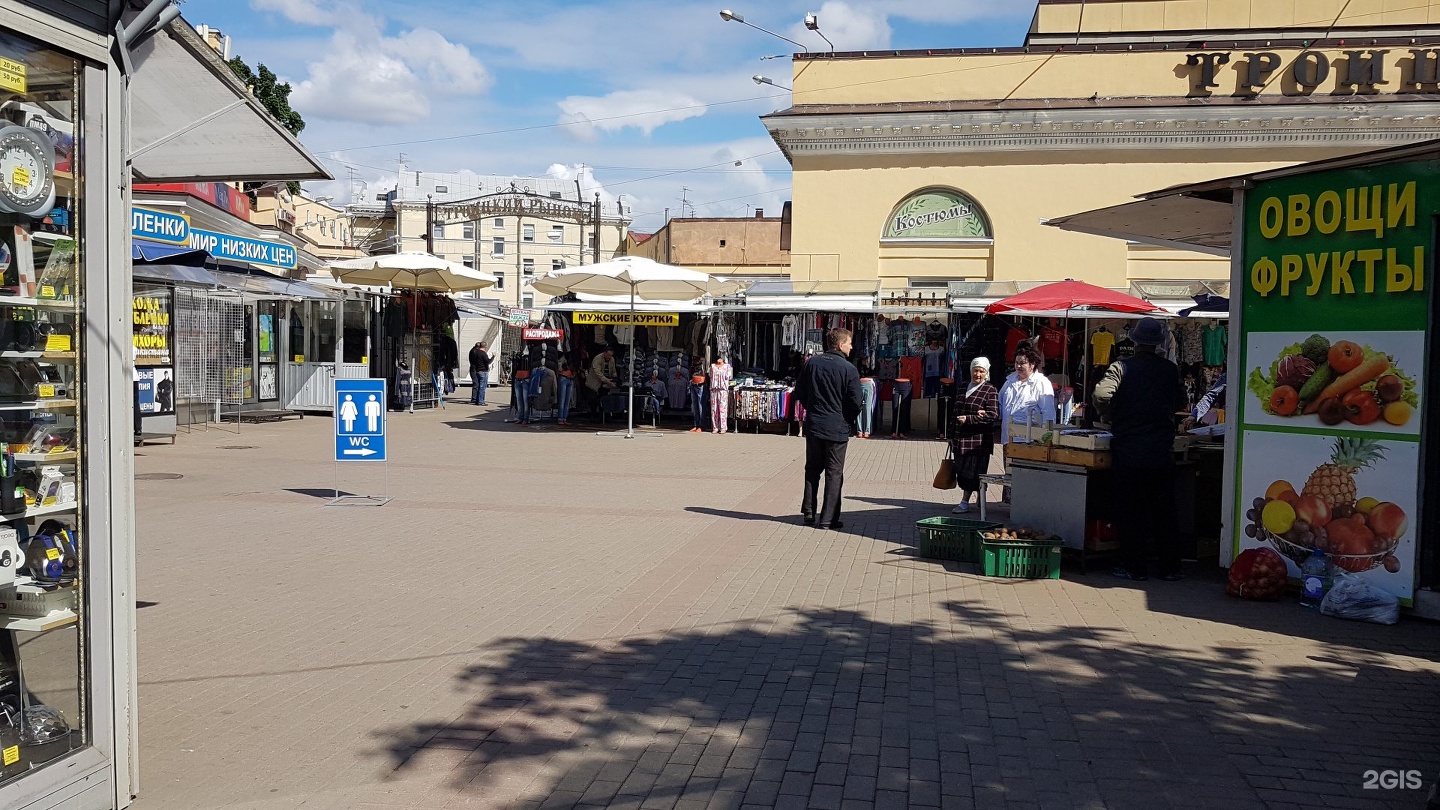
top-left (981, 537), bottom-right (1064, 579)
top-left (916, 517), bottom-right (1001, 563)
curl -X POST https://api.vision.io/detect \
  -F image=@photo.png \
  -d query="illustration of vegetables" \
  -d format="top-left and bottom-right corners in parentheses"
top-left (1302, 355), bottom-right (1390, 414)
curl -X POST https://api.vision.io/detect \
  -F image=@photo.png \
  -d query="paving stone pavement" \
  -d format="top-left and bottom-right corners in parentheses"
top-left (128, 403), bottom-right (1440, 810)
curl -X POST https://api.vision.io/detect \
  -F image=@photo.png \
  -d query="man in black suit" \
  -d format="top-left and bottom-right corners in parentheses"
top-left (794, 329), bottom-right (863, 530)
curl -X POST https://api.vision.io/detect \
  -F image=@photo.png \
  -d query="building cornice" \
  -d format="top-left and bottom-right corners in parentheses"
top-left (764, 100), bottom-right (1440, 160)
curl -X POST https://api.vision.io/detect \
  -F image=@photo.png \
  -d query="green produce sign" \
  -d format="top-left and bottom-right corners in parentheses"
top-left (882, 187), bottom-right (991, 240)
top-left (1235, 160), bottom-right (1436, 605)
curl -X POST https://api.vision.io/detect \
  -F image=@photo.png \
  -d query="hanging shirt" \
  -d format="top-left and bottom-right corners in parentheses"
top-left (1179, 321), bottom-right (1205, 365)
top-left (1115, 335), bottom-right (1137, 360)
top-left (1004, 327), bottom-right (1029, 361)
top-left (781, 315), bottom-right (800, 347)
top-left (1038, 322), bottom-right (1065, 360)
top-left (923, 347), bottom-right (946, 378)
top-left (1203, 323), bottom-right (1228, 366)
top-left (1090, 330), bottom-right (1116, 365)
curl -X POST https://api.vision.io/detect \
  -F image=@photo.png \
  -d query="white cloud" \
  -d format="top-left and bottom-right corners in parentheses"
top-left (392, 29), bottom-right (491, 95)
top-left (285, 16), bottom-right (491, 126)
top-left (556, 89), bottom-right (707, 140)
top-left (545, 163), bottom-right (616, 208)
top-left (251, 0), bottom-right (341, 27)
top-left (790, 2), bottom-right (892, 51)
top-left (291, 31), bottom-right (431, 125)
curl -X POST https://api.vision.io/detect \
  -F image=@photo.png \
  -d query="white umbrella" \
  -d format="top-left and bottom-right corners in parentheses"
top-left (328, 253), bottom-right (496, 412)
top-left (531, 257), bottom-right (743, 439)
top-left (328, 251), bottom-right (497, 293)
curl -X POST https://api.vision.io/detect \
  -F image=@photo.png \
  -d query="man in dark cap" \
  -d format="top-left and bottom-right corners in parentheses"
top-left (794, 328), bottom-right (863, 530)
top-left (1092, 317), bottom-right (1188, 581)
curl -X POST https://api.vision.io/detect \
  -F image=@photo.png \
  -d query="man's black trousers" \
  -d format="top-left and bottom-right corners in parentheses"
top-left (1112, 464), bottom-right (1180, 577)
top-left (802, 437), bottom-right (849, 525)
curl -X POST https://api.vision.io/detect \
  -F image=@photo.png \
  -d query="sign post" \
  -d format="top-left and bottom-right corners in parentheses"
top-left (329, 378), bottom-right (392, 506)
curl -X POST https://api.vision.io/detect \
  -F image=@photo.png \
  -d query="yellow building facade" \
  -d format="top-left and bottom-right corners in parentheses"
top-left (766, 0), bottom-right (1440, 293)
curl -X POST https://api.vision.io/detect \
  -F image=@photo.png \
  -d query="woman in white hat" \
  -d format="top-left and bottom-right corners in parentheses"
top-left (948, 357), bottom-right (1000, 513)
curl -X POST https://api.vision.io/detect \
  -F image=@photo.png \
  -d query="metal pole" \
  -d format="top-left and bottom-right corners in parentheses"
top-left (425, 195), bottom-right (435, 255)
top-left (593, 193), bottom-right (602, 265)
top-left (627, 281), bottom-right (636, 438)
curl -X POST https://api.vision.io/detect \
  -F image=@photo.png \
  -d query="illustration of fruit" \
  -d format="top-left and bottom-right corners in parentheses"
top-left (1316, 397), bottom-right (1346, 426)
top-left (1343, 389), bottom-right (1383, 425)
top-left (1261, 500), bottom-right (1296, 535)
top-left (1277, 356), bottom-right (1316, 389)
top-left (1270, 385), bottom-right (1300, 416)
top-left (1293, 495), bottom-right (1331, 529)
top-left (1264, 480), bottom-right (1295, 500)
top-left (1301, 437), bottom-right (1386, 510)
top-left (1383, 400), bottom-right (1412, 426)
top-left (1376, 374), bottom-right (1404, 403)
top-left (1277, 490), bottom-right (1299, 506)
top-left (1356, 496), bottom-right (1380, 514)
top-left (1328, 518), bottom-right (1377, 572)
top-left (1367, 502), bottom-right (1408, 540)
top-left (1383, 554), bottom-right (1401, 573)
top-left (1328, 340), bottom-right (1364, 373)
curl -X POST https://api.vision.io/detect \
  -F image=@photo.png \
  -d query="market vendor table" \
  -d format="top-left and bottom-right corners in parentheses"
top-left (1009, 456), bottom-right (1197, 572)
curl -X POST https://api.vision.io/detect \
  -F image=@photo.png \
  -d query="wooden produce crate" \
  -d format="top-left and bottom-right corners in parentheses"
top-left (1049, 447), bottom-right (1112, 469)
top-left (1004, 442), bottom-right (1052, 463)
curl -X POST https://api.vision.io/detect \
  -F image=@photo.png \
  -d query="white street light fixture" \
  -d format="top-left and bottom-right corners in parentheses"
top-left (753, 74), bottom-right (792, 91)
top-left (720, 8), bottom-right (809, 53)
top-left (804, 12), bottom-right (835, 51)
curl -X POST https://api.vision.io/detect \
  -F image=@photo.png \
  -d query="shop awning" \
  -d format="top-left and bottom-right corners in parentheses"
top-left (133, 263), bottom-right (228, 287)
top-left (948, 280), bottom-right (1019, 313)
top-left (1128, 280), bottom-right (1231, 318)
top-left (1043, 195), bottom-right (1235, 257)
top-left (133, 240), bottom-right (210, 266)
top-left (542, 293), bottom-right (711, 313)
top-left (456, 298), bottom-right (507, 321)
top-left (126, 17), bottom-right (331, 183)
top-left (729, 279), bottom-right (879, 312)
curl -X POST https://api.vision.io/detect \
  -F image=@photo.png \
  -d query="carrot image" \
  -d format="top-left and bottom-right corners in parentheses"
top-left (1302, 355), bottom-right (1390, 414)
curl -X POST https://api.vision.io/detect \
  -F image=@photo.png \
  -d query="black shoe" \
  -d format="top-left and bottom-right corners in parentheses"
top-left (825, 521), bottom-right (844, 530)
top-left (1112, 567), bottom-right (1148, 581)
top-left (802, 513), bottom-right (815, 526)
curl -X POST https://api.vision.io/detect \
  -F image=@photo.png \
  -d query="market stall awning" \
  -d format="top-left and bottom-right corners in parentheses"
top-left (127, 17), bottom-right (331, 183)
top-left (949, 280), bottom-right (1019, 313)
top-left (986, 280), bottom-right (1165, 316)
top-left (1128, 280), bottom-right (1231, 318)
top-left (133, 263), bottom-right (228, 287)
top-left (1043, 195), bottom-right (1234, 257)
top-left (133, 263), bottom-right (336, 299)
top-left (132, 240), bottom-right (209, 266)
top-left (731, 279), bottom-right (879, 312)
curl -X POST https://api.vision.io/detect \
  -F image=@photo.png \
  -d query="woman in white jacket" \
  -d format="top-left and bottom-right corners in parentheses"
top-left (997, 346), bottom-right (1055, 446)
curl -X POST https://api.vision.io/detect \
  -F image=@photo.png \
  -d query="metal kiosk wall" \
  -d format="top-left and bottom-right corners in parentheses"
top-left (0, 8), bottom-right (134, 810)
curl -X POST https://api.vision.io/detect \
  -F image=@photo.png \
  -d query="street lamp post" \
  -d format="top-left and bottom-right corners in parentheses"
top-left (753, 75), bottom-right (792, 92)
top-left (719, 9), bottom-right (809, 53)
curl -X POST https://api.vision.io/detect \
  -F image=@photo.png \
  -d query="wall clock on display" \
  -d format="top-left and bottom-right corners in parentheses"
top-left (0, 125), bottom-right (56, 218)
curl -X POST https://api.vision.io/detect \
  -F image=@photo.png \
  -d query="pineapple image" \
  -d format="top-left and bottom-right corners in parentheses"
top-left (1301, 437), bottom-right (1386, 509)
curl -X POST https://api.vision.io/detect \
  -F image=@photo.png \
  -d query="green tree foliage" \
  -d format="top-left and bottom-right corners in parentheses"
top-left (227, 58), bottom-right (305, 136)
top-left (227, 58), bottom-right (306, 194)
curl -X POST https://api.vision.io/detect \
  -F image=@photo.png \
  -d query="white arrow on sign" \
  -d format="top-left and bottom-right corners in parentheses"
top-left (342, 448), bottom-right (378, 457)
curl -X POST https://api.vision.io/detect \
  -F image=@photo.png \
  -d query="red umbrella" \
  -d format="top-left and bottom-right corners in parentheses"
top-left (985, 280), bottom-right (1163, 315)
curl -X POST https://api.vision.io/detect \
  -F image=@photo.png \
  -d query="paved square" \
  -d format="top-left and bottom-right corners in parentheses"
top-left (128, 406), bottom-right (1440, 809)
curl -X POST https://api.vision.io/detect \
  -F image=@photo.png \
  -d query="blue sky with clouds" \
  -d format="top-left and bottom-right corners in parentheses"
top-left (181, 1), bottom-right (1038, 231)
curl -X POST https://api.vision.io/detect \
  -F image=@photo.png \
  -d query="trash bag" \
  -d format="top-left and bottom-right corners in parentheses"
top-left (1319, 573), bottom-right (1400, 625)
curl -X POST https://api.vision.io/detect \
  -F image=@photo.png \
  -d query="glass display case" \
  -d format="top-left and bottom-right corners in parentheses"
top-left (0, 25), bottom-right (85, 786)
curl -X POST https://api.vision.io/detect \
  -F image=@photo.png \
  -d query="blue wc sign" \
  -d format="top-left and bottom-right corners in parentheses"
top-left (334, 379), bottom-right (387, 462)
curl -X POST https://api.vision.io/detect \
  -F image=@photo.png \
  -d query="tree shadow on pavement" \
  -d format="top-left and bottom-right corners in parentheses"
top-left (367, 603), bottom-right (1440, 809)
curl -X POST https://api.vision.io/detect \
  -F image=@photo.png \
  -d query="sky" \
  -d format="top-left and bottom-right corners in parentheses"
top-left (180, 0), bottom-right (1039, 233)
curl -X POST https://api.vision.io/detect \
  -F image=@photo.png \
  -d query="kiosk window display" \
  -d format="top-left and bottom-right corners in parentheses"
top-left (0, 26), bottom-right (86, 787)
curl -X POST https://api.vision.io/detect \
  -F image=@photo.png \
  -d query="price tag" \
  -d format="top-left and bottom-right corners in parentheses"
top-left (11, 166), bottom-right (30, 189)
top-left (2, 745), bottom-right (18, 766)
top-left (46, 547), bottom-right (60, 561)
top-left (38, 285), bottom-right (56, 299)
top-left (45, 334), bottom-right (71, 352)
top-left (294, 355), bottom-right (304, 362)
top-left (37, 384), bottom-right (55, 398)
top-left (0, 57), bottom-right (24, 94)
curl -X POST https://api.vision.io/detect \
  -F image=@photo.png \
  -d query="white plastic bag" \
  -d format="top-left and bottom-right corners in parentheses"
top-left (1319, 574), bottom-right (1400, 625)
